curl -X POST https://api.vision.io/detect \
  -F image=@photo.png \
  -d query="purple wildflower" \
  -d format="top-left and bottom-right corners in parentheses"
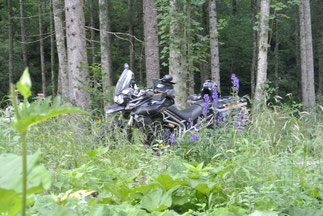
top-left (236, 112), bottom-right (243, 131)
top-left (202, 94), bottom-right (210, 116)
top-left (189, 133), bottom-right (199, 141)
top-left (169, 133), bottom-right (176, 147)
top-left (231, 74), bottom-right (239, 94)
top-left (217, 111), bottom-right (223, 122)
top-left (195, 123), bottom-right (200, 131)
top-left (212, 86), bottom-right (218, 103)
top-left (186, 118), bottom-right (193, 129)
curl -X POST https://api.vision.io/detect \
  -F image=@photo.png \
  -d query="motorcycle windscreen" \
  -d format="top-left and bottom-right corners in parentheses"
top-left (113, 68), bottom-right (134, 99)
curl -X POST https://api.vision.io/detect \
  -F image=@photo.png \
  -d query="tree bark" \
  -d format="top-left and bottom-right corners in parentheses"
top-left (20, 0), bottom-right (28, 68)
top-left (65, 0), bottom-right (90, 107)
top-left (143, 0), bottom-right (160, 87)
top-left (50, 0), bottom-right (55, 96)
top-left (184, 4), bottom-right (194, 95)
top-left (299, 0), bottom-right (308, 105)
top-left (209, 0), bottom-right (221, 89)
top-left (8, 0), bottom-right (14, 88)
top-left (250, 0), bottom-right (258, 99)
top-left (99, 0), bottom-right (113, 109)
top-left (253, 0), bottom-right (270, 110)
top-left (89, 0), bottom-right (96, 64)
top-left (39, 0), bottom-right (46, 96)
top-left (295, 10), bottom-right (301, 101)
top-left (303, 0), bottom-right (315, 108)
top-left (299, 0), bottom-right (315, 109)
top-left (128, 0), bottom-right (135, 70)
top-left (319, 2), bottom-right (323, 96)
top-left (53, 0), bottom-right (68, 98)
top-left (169, 0), bottom-right (187, 108)
top-left (274, 19), bottom-right (280, 94)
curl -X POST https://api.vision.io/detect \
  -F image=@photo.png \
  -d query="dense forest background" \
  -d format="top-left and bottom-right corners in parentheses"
top-left (0, 0), bottom-right (322, 108)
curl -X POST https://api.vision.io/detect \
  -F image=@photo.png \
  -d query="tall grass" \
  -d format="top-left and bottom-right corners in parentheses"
top-left (0, 102), bottom-right (322, 215)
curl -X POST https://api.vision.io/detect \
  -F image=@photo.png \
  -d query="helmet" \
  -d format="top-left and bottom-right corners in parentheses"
top-left (201, 80), bottom-right (217, 99)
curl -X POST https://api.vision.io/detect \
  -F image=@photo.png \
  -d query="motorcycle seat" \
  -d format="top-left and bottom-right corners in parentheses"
top-left (167, 102), bottom-right (203, 121)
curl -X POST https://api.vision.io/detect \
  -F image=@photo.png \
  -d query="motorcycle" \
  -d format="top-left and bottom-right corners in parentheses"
top-left (97, 64), bottom-right (248, 146)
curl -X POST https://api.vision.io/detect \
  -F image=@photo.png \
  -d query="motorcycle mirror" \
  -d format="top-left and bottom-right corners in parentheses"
top-left (162, 74), bottom-right (173, 82)
top-left (124, 63), bottom-right (129, 69)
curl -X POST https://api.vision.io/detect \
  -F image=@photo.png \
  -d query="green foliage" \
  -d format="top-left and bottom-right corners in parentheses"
top-left (157, 0), bottom-right (209, 70)
top-left (1, 91), bottom-right (323, 215)
top-left (0, 69), bottom-right (87, 216)
top-left (0, 151), bottom-right (51, 216)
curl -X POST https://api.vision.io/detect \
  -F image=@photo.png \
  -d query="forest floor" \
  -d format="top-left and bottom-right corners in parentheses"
top-left (0, 103), bottom-right (323, 216)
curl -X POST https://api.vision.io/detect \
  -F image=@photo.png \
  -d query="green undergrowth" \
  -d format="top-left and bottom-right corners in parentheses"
top-left (0, 103), bottom-right (323, 215)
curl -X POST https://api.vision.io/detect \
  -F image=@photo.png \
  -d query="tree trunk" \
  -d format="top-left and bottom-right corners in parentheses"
top-left (20, 0), bottom-right (28, 68)
top-left (50, 0), bottom-right (55, 96)
top-left (253, 0), bottom-right (270, 110)
top-left (209, 0), bottom-right (221, 89)
top-left (250, 0), bottom-right (258, 99)
top-left (53, 0), bottom-right (68, 98)
top-left (65, 0), bottom-right (90, 107)
top-left (274, 19), bottom-right (280, 94)
top-left (184, 4), bottom-right (194, 95)
top-left (299, 0), bottom-right (315, 109)
top-left (169, 0), bottom-right (187, 108)
top-left (319, 2), bottom-right (323, 96)
top-left (99, 0), bottom-right (113, 109)
top-left (39, 0), bottom-right (46, 96)
top-left (295, 10), bottom-right (301, 101)
top-left (143, 0), bottom-right (160, 87)
top-left (89, 0), bottom-right (96, 64)
top-left (299, 1), bottom-right (308, 105)
top-left (128, 0), bottom-right (135, 70)
top-left (139, 45), bottom-right (144, 85)
top-left (303, 0), bottom-right (315, 108)
top-left (8, 0), bottom-right (14, 88)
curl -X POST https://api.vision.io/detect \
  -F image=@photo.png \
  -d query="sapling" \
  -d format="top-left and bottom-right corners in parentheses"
top-left (10, 68), bottom-right (87, 216)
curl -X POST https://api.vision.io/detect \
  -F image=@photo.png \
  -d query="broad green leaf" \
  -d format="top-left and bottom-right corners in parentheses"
top-left (13, 96), bottom-right (87, 133)
top-left (53, 209), bottom-right (74, 216)
top-left (157, 174), bottom-right (188, 191)
top-left (29, 195), bottom-right (60, 215)
top-left (183, 163), bottom-right (200, 173)
top-left (0, 151), bottom-right (51, 194)
top-left (249, 210), bottom-right (278, 216)
top-left (288, 207), bottom-right (323, 216)
top-left (91, 205), bottom-right (115, 216)
top-left (0, 188), bottom-right (21, 216)
top-left (140, 188), bottom-right (172, 212)
top-left (104, 182), bottom-right (132, 203)
top-left (210, 207), bottom-right (235, 216)
top-left (132, 183), bottom-right (159, 195)
top-left (151, 210), bottom-right (181, 216)
top-left (188, 179), bottom-right (217, 195)
top-left (230, 205), bottom-right (248, 216)
top-left (184, 162), bottom-right (213, 174)
top-left (17, 68), bottom-right (32, 98)
top-left (91, 203), bottom-right (148, 216)
top-left (0, 151), bottom-right (50, 216)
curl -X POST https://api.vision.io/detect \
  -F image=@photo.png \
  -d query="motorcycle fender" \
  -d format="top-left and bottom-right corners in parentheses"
top-left (105, 104), bottom-right (125, 114)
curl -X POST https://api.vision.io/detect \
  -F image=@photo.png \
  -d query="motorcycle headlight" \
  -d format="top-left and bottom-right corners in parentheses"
top-left (114, 95), bottom-right (125, 105)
